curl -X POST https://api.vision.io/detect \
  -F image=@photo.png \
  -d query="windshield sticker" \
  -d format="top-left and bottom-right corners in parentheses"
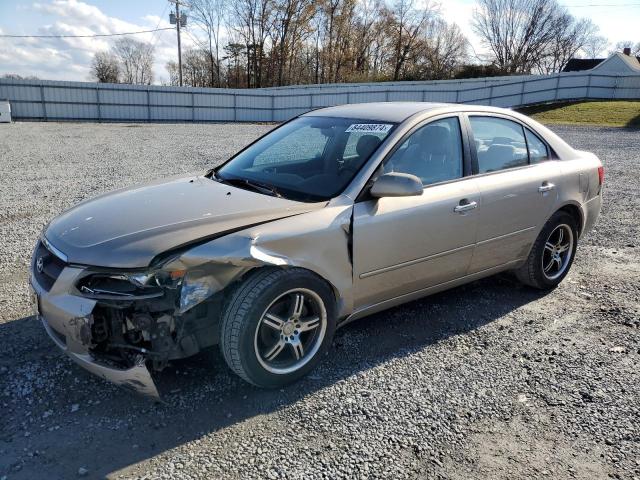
top-left (345, 123), bottom-right (393, 133)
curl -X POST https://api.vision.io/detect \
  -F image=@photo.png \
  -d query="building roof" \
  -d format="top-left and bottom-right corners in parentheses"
top-left (562, 58), bottom-right (606, 72)
top-left (563, 53), bottom-right (640, 73)
top-left (609, 52), bottom-right (640, 71)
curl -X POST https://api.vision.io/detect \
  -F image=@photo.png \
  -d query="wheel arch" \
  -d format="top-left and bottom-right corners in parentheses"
top-left (555, 202), bottom-right (584, 237)
top-left (225, 265), bottom-right (342, 315)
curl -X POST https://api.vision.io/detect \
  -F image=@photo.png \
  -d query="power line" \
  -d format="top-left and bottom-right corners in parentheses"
top-left (183, 28), bottom-right (208, 51)
top-left (561, 2), bottom-right (640, 6)
top-left (149, 2), bottom-right (171, 49)
top-left (0, 27), bottom-right (174, 39)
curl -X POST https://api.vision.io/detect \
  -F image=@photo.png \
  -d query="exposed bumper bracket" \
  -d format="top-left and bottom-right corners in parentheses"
top-left (41, 315), bottom-right (161, 400)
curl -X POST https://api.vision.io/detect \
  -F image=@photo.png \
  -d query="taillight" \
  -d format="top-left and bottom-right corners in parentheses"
top-left (598, 166), bottom-right (604, 185)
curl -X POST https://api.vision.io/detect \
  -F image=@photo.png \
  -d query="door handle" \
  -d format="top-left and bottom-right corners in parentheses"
top-left (538, 182), bottom-right (555, 193)
top-left (454, 200), bottom-right (478, 213)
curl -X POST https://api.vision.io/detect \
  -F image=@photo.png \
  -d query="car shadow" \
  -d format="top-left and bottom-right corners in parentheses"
top-left (0, 274), bottom-right (549, 479)
top-left (625, 113), bottom-right (640, 128)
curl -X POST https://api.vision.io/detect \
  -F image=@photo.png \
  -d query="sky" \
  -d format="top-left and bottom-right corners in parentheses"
top-left (0, 0), bottom-right (639, 84)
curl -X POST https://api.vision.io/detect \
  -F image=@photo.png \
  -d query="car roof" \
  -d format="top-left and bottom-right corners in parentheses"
top-left (303, 101), bottom-right (577, 160)
top-left (303, 102), bottom-right (452, 123)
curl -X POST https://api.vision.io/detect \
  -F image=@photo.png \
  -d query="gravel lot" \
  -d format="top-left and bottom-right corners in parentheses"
top-left (0, 122), bottom-right (638, 480)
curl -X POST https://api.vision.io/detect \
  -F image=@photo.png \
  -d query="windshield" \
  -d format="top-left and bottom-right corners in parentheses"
top-left (214, 116), bottom-right (397, 202)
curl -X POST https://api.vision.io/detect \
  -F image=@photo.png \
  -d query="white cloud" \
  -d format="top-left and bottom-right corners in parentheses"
top-left (0, 0), bottom-right (196, 83)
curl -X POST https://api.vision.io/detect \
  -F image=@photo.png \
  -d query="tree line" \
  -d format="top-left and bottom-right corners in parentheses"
top-left (92, 0), bottom-right (620, 88)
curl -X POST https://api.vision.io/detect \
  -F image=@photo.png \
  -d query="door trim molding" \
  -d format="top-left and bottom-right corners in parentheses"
top-left (476, 226), bottom-right (536, 246)
top-left (359, 243), bottom-right (474, 279)
top-left (342, 258), bottom-right (524, 327)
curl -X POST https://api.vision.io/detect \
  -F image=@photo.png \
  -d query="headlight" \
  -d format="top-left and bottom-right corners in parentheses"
top-left (76, 257), bottom-right (224, 313)
top-left (178, 273), bottom-right (218, 313)
top-left (77, 268), bottom-right (186, 300)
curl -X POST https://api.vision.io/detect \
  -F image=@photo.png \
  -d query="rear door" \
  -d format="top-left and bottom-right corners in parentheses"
top-left (465, 114), bottom-right (561, 273)
top-left (352, 115), bottom-right (480, 310)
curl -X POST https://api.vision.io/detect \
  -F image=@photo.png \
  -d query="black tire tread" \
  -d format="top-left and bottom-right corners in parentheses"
top-left (220, 268), bottom-right (288, 385)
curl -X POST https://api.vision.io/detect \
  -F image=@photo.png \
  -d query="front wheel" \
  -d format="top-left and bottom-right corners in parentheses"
top-left (516, 211), bottom-right (578, 290)
top-left (220, 268), bottom-right (336, 388)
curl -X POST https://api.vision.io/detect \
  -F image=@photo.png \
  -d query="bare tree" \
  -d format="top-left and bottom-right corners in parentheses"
top-left (582, 35), bottom-right (609, 58)
top-left (167, 49), bottom-right (214, 86)
top-left (350, 0), bottom-right (384, 79)
top-left (538, 17), bottom-right (600, 73)
top-left (424, 20), bottom-right (468, 80)
top-left (91, 51), bottom-right (120, 83)
top-left (231, 0), bottom-right (273, 87)
top-left (473, 0), bottom-right (565, 73)
top-left (270, 0), bottom-right (315, 86)
top-left (384, 0), bottom-right (438, 80)
top-left (190, 0), bottom-right (226, 87)
top-left (473, 0), bottom-right (605, 74)
top-left (612, 40), bottom-right (640, 56)
top-left (169, 0), bottom-right (470, 86)
top-left (1, 73), bottom-right (40, 80)
top-left (112, 38), bottom-right (155, 85)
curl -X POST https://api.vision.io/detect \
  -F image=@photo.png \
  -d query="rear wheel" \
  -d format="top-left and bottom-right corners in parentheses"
top-left (220, 268), bottom-right (336, 388)
top-left (516, 211), bottom-right (578, 289)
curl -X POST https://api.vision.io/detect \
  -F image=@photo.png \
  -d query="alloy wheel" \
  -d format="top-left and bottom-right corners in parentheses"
top-left (254, 288), bottom-right (327, 375)
top-left (542, 223), bottom-right (574, 281)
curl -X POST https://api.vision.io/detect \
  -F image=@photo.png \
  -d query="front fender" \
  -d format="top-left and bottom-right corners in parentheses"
top-left (170, 206), bottom-right (354, 318)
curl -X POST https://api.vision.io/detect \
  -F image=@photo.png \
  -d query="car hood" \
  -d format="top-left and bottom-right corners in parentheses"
top-left (44, 175), bottom-right (323, 269)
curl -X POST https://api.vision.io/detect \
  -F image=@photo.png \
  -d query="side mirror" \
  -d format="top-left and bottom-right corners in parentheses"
top-left (370, 172), bottom-right (423, 198)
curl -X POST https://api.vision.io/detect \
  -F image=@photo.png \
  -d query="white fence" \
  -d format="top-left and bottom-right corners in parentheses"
top-left (1, 72), bottom-right (639, 123)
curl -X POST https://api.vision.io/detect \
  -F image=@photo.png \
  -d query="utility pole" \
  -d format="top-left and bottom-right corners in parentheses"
top-left (169, 1), bottom-right (188, 87)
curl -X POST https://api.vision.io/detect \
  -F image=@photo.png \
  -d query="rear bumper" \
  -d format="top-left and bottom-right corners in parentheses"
top-left (30, 271), bottom-right (160, 400)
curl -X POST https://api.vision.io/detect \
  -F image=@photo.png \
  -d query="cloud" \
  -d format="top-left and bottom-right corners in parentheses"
top-left (1, 0), bottom-right (196, 83)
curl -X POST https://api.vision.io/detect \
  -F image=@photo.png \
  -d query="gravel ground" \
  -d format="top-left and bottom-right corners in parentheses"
top-left (0, 122), bottom-right (638, 480)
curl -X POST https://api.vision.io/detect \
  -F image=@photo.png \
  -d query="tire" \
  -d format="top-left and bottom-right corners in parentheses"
top-left (516, 211), bottom-right (578, 290)
top-left (220, 268), bottom-right (336, 388)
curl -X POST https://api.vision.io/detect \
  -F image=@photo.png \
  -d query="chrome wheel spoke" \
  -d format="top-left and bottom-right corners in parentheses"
top-left (262, 313), bottom-right (285, 330)
top-left (556, 228), bottom-right (564, 246)
top-left (291, 341), bottom-right (304, 360)
top-left (297, 316), bottom-right (320, 332)
top-left (545, 242), bottom-right (555, 252)
top-left (264, 339), bottom-right (286, 361)
top-left (290, 293), bottom-right (305, 319)
top-left (543, 259), bottom-right (554, 273)
top-left (557, 243), bottom-right (570, 253)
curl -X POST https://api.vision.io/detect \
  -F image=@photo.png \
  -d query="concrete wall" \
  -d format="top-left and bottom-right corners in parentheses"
top-left (1, 71), bottom-right (639, 123)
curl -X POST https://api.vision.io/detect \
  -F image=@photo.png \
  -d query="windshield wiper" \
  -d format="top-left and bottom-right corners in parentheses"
top-left (213, 173), bottom-right (281, 198)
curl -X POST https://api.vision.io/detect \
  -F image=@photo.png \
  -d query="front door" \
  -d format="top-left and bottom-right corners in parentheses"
top-left (352, 116), bottom-right (480, 310)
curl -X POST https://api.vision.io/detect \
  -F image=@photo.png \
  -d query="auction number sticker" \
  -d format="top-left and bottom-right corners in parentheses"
top-left (345, 124), bottom-right (393, 133)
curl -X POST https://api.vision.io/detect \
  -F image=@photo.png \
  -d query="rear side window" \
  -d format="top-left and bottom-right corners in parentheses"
top-left (469, 116), bottom-right (528, 173)
top-left (525, 129), bottom-right (549, 163)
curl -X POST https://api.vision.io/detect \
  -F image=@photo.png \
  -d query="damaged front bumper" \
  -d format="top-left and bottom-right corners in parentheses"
top-left (31, 269), bottom-right (161, 399)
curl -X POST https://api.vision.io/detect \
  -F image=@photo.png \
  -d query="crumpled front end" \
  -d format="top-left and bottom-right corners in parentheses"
top-left (29, 237), bottom-right (234, 400)
top-left (30, 203), bottom-right (353, 398)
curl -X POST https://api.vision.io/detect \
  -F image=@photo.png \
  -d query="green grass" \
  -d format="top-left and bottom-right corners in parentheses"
top-left (518, 100), bottom-right (640, 128)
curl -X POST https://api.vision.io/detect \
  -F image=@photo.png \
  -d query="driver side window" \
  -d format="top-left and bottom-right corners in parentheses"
top-left (384, 117), bottom-right (463, 186)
